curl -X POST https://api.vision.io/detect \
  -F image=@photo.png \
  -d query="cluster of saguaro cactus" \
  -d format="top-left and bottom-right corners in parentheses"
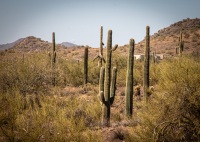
top-left (93, 26), bottom-right (105, 67)
top-left (178, 31), bottom-right (184, 56)
top-left (84, 46), bottom-right (88, 86)
top-left (98, 29), bottom-right (118, 127)
top-left (143, 26), bottom-right (150, 103)
top-left (125, 39), bottom-right (135, 117)
top-left (51, 32), bottom-right (56, 86)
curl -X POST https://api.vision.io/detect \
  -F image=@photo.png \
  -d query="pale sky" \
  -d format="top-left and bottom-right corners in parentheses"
top-left (0, 0), bottom-right (199, 47)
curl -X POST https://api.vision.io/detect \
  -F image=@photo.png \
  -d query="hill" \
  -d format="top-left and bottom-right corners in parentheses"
top-left (0, 36), bottom-right (77, 52)
top-left (135, 18), bottom-right (200, 56)
top-left (0, 38), bottom-right (23, 50)
top-left (61, 42), bottom-right (77, 47)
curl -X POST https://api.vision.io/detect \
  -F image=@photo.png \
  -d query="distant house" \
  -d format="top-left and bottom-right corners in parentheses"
top-left (134, 54), bottom-right (164, 61)
top-left (155, 54), bottom-right (164, 60)
top-left (134, 54), bottom-right (144, 60)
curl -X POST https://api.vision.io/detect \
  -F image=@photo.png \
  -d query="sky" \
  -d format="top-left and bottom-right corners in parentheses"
top-left (0, 0), bottom-right (200, 47)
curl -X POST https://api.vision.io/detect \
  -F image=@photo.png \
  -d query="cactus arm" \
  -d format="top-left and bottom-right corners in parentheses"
top-left (98, 91), bottom-right (106, 104)
top-left (99, 54), bottom-right (106, 63)
top-left (101, 57), bottom-right (106, 63)
top-left (111, 44), bottom-right (118, 51)
top-left (110, 67), bottom-right (117, 105)
top-left (93, 55), bottom-right (100, 61)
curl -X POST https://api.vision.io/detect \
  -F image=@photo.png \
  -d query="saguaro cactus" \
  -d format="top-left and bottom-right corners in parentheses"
top-left (84, 46), bottom-right (88, 86)
top-left (143, 26), bottom-right (150, 103)
top-left (52, 32), bottom-right (56, 86)
top-left (99, 67), bottom-right (117, 126)
top-left (98, 30), bottom-right (118, 127)
top-left (93, 26), bottom-right (105, 67)
top-left (178, 31), bottom-right (184, 56)
top-left (125, 39), bottom-right (135, 117)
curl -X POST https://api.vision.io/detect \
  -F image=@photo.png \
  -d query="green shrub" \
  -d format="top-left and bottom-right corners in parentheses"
top-left (128, 56), bottom-right (200, 142)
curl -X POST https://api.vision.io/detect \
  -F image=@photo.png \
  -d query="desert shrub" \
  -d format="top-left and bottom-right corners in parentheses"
top-left (0, 90), bottom-right (102, 141)
top-left (112, 54), bottom-right (143, 86)
top-left (113, 55), bottom-right (127, 86)
top-left (88, 60), bottom-right (99, 84)
top-left (128, 56), bottom-right (200, 142)
top-left (0, 53), bottom-right (52, 94)
top-left (150, 63), bottom-right (160, 85)
top-left (59, 59), bottom-right (83, 87)
top-left (134, 61), bottom-right (143, 85)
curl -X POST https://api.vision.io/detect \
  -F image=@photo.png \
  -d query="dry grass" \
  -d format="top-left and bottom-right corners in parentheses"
top-left (0, 48), bottom-right (200, 141)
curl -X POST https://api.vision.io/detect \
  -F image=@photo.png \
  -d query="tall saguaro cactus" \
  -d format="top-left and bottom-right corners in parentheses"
top-left (98, 30), bottom-right (118, 127)
top-left (143, 26), bottom-right (150, 103)
top-left (52, 32), bottom-right (56, 86)
top-left (93, 26), bottom-right (105, 67)
top-left (125, 39), bottom-right (135, 117)
top-left (178, 31), bottom-right (184, 56)
top-left (84, 46), bottom-right (88, 86)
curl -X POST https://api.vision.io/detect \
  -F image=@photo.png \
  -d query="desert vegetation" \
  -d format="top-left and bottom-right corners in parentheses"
top-left (0, 24), bottom-right (200, 142)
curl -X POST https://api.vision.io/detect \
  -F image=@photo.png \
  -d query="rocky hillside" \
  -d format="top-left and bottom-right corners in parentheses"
top-left (12, 36), bottom-right (68, 53)
top-left (135, 18), bottom-right (200, 56)
top-left (0, 38), bottom-right (23, 50)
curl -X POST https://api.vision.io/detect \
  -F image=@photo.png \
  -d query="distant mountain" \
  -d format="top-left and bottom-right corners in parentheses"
top-left (61, 42), bottom-right (77, 47)
top-left (0, 38), bottom-right (24, 50)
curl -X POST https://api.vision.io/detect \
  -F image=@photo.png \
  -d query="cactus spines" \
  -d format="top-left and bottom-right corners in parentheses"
top-left (179, 31), bottom-right (184, 56)
top-left (144, 26), bottom-right (150, 103)
top-left (125, 39), bottom-right (135, 117)
top-left (93, 26), bottom-right (105, 67)
top-left (99, 29), bottom-right (118, 127)
top-left (84, 46), bottom-right (88, 86)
